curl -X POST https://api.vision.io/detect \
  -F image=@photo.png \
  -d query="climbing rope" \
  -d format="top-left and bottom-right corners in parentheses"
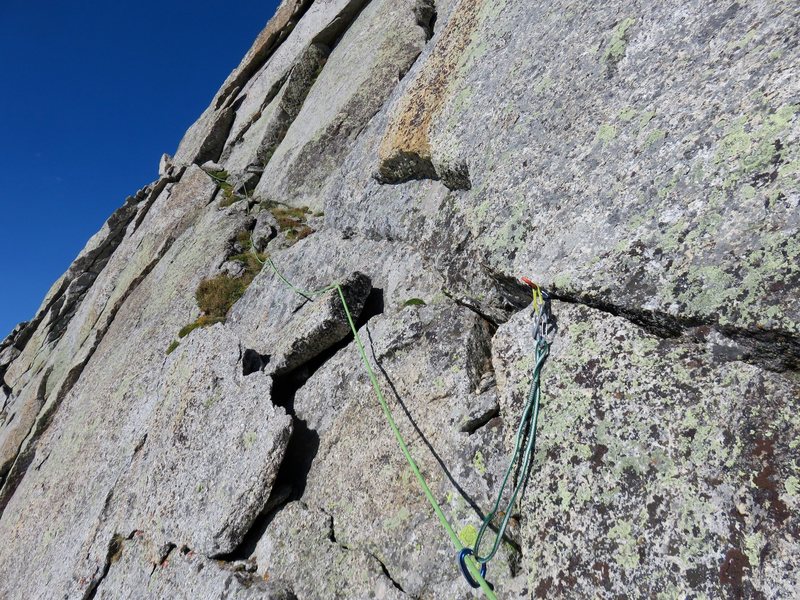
top-left (465, 278), bottom-right (552, 579)
top-left (265, 257), bottom-right (497, 599)
top-left (266, 257), bottom-right (550, 600)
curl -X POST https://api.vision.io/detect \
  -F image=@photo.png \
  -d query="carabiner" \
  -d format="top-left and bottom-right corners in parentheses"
top-left (457, 548), bottom-right (488, 589)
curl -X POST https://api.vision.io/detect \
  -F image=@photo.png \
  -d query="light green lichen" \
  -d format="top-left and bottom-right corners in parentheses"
top-left (596, 123), bottom-right (617, 144)
top-left (638, 110), bottom-right (656, 129)
top-left (608, 519), bottom-right (640, 568)
top-left (744, 532), bottom-right (765, 568)
top-left (732, 28), bottom-right (757, 50)
top-left (383, 507), bottom-right (411, 530)
top-left (458, 524), bottom-right (479, 548)
top-left (242, 431), bottom-right (257, 449)
top-left (473, 450), bottom-right (487, 475)
top-left (534, 75), bottom-right (553, 94)
top-left (603, 17), bottom-right (636, 64)
top-left (786, 475), bottom-right (800, 498)
top-left (557, 480), bottom-right (573, 511)
top-left (645, 128), bottom-right (667, 147)
top-left (618, 106), bottom-right (637, 122)
top-left (552, 272), bottom-right (573, 290)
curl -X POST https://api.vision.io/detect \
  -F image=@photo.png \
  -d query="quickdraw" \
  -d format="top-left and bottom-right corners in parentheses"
top-left (264, 248), bottom-right (550, 598)
top-left (459, 277), bottom-right (552, 588)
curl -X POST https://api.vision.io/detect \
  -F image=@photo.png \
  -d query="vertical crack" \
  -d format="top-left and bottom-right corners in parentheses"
top-left (82, 533), bottom-right (127, 600)
top-left (218, 288), bottom-right (386, 560)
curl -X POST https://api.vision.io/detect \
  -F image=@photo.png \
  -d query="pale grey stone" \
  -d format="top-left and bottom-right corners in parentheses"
top-left (201, 160), bottom-right (225, 172)
top-left (109, 325), bottom-right (292, 556)
top-left (491, 301), bottom-right (800, 598)
top-left (2, 0), bottom-right (798, 598)
top-left (253, 502), bottom-right (407, 599)
top-left (222, 44), bottom-right (328, 175)
top-left (159, 152), bottom-right (172, 176)
top-left (255, 0), bottom-right (430, 211)
top-left (252, 210), bottom-right (279, 252)
top-left (221, 259), bottom-right (247, 278)
top-left (95, 532), bottom-right (296, 600)
top-left (267, 271), bottom-right (371, 375)
top-left (221, 0), bottom-right (369, 158)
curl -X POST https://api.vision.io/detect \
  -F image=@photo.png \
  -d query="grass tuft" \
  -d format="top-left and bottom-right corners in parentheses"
top-left (166, 340), bottom-right (180, 355)
top-left (261, 202), bottom-right (314, 245)
top-left (196, 275), bottom-right (249, 319)
top-left (178, 315), bottom-right (225, 338)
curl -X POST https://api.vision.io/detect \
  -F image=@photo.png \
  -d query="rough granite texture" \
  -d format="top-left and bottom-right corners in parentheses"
top-left (1, 0), bottom-right (798, 598)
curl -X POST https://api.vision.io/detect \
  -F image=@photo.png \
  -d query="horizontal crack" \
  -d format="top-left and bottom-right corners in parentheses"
top-left (549, 288), bottom-right (799, 373)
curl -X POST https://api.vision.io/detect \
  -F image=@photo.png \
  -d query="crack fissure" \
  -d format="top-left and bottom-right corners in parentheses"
top-left (82, 532), bottom-right (130, 600)
top-left (214, 0), bottom-right (317, 111)
top-left (219, 288), bottom-right (385, 561)
top-left (549, 288), bottom-right (799, 372)
top-left (370, 550), bottom-right (407, 594)
top-left (460, 269), bottom-right (799, 373)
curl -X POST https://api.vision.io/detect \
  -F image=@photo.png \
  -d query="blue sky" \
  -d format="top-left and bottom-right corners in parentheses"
top-left (0, 1), bottom-right (280, 337)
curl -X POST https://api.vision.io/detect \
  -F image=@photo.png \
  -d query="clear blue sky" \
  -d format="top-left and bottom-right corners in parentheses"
top-left (0, 1), bottom-right (280, 337)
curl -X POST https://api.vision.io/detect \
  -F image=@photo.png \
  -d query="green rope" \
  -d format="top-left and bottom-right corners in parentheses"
top-left (266, 258), bottom-right (497, 599)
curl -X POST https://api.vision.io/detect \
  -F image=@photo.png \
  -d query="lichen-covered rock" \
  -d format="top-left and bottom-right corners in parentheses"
top-left (493, 302), bottom-right (800, 598)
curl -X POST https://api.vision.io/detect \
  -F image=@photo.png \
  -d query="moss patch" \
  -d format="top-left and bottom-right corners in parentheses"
top-left (178, 315), bottom-right (225, 338)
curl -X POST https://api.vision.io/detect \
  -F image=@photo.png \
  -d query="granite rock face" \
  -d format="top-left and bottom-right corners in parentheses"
top-left (1, 0), bottom-right (798, 598)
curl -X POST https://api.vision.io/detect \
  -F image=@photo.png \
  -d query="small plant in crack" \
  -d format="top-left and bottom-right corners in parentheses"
top-left (262, 201), bottom-right (314, 245)
top-left (207, 169), bottom-right (250, 208)
top-left (403, 298), bottom-right (426, 308)
top-left (168, 228), bottom-right (267, 348)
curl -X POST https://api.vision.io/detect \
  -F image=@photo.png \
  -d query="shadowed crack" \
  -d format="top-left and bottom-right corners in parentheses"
top-left (370, 551), bottom-right (407, 594)
top-left (548, 287), bottom-right (800, 373)
top-left (461, 405), bottom-right (500, 435)
top-left (219, 288), bottom-right (385, 561)
top-left (83, 533), bottom-right (129, 600)
top-left (214, 0), bottom-right (317, 111)
top-left (242, 349), bottom-right (270, 376)
top-left (457, 266), bottom-right (800, 373)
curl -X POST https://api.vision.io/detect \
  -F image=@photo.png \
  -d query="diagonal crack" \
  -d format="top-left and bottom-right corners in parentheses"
top-left (368, 550), bottom-right (407, 595)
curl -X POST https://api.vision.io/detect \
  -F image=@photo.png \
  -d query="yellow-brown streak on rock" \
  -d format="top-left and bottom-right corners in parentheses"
top-left (376, 0), bottom-right (489, 183)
